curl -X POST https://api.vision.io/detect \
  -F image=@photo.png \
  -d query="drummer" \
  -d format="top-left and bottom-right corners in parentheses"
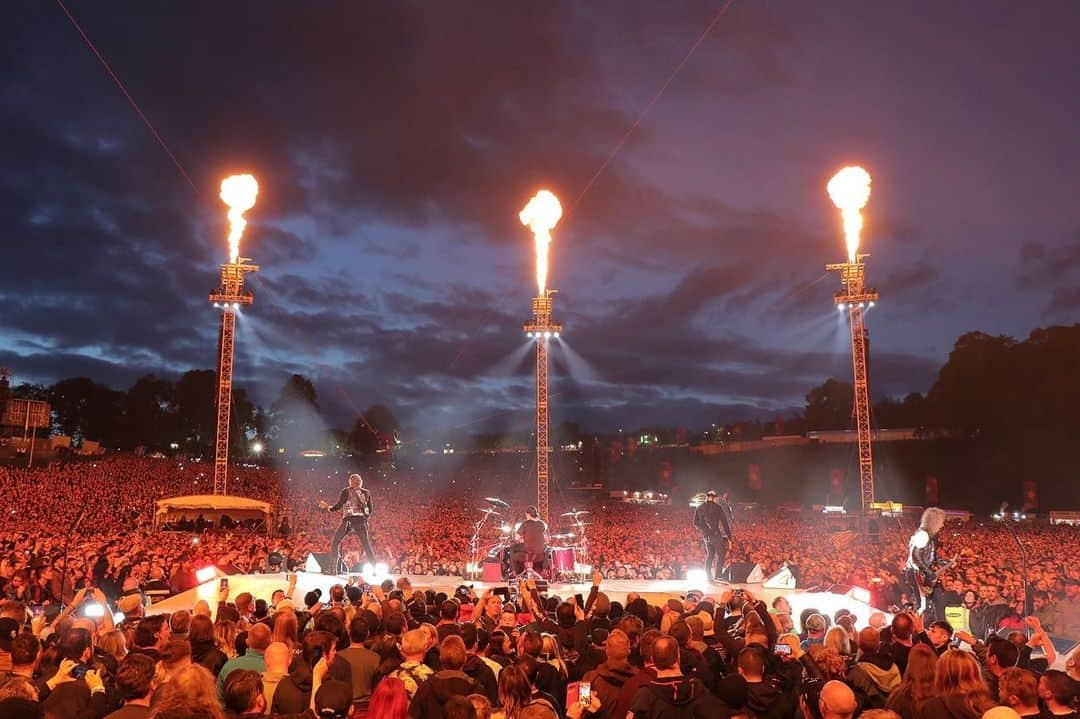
top-left (517, 506), bottom-right (549, 571)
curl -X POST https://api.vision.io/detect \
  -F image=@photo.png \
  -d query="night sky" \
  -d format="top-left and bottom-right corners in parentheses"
top-left (3, 1), bottom-right (1079, 433)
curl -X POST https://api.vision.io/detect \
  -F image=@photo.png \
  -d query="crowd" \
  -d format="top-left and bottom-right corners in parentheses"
top-left (1, 568), bottom-right (1079, 719)
top-left (1, 456), bottom-right (1080, 643)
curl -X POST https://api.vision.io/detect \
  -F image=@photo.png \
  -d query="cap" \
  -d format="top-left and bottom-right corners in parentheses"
top-left (314, 680), bottom-right (353, 718)
top-left (706, 490), bottom-right (718, 497)
top-left (0, 618), bottom-right (19, 651)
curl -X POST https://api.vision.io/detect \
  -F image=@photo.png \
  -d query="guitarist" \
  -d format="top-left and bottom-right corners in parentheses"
top-left (904, 507), bottom-right (948, 618)
top-left (694, 490), bottom-right (734, 582)
top-left (320, 473), bottom-right (376, 571)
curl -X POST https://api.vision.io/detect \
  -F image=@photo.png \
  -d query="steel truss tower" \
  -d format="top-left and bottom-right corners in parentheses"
top-left (524, 292), bottom-right (561, 524)
top-left (209, 258), bottom-right (258, 495)
top-left (827, 255), bottom-right (879, 511)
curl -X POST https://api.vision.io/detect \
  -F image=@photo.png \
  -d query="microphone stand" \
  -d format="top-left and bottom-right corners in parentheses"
top-left (59, 507), bottom-right (88, 609)
top-left (998, 503), bottom-right (1032, 618)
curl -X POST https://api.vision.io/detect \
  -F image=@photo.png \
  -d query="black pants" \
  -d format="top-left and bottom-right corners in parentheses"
top-left (331, 515), bottom-right (375, 570)
top-left (903, 568), bottom-right (937, 619)
top-left (704, 534), bottom-right (729, 579)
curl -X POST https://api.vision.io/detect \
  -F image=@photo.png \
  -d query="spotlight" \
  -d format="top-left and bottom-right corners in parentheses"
top-left (858, 302), bottom-right (865, 308)
top-left (686, 568), bottom-right (707, 585)
top-left (527, 332), bottom-right (533, 338)
top-left (868, 301), bottom-right (875, 307)
top-left (195, 566), bottom-right (216, 583)
top-left (251, 441), bottom-right (264, 454)
top-left (232, 302), bottom-right (240, 310)
top-left (838, 303), bottom-right (845, 310)
top-left (554, 332), bottom-right (560, 338)
top-left (544, 331), bottom-right (552, 338)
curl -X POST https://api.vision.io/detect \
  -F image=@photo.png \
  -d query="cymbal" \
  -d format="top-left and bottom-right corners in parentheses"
top-left (479, 507), bottom-right (501, 516)
top-left (485, 497), bottom-right (511, 508)
top-left (561, 510), bottom-right (590, 517)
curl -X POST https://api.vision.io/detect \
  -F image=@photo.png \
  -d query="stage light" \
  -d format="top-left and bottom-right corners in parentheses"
top-left (686, 568), bottom-right (707, 585)
top-left (251, 441), bottom-right (264, 454)
top-left (83, 602), bottom-right (105, 618)
top-left (501, 524), bottom-right (511, 533)
top-left (838, 303), bottom-right (846, 310)
top-left (544, 331), bottom-right (552, 338)
top-left (363, 563), bottom-right (374, 576)
top-left (375, 562), bottom-right (388, 576)
top-left (554, 332), bottom-right (560, 338)
top-left (195, 566), bottom-right (216, 583)
top-left (868, 301), bottom-right (875, 307)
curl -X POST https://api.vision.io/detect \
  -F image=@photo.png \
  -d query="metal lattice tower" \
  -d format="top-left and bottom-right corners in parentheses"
top-left (827, 255), bottom-right (879, 511)
top-left (209, 259), bottom-right (258, 495)
top-left (524, 292), bottom-right (561, 524)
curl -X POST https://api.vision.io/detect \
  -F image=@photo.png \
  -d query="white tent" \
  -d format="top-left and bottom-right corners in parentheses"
top-left (154, 494), bottom-right (272, 532)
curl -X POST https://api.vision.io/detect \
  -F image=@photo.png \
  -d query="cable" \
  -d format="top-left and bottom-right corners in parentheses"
top-left (54, 0), bottom-right (201, 196)
top-left (572, 0), bottom-right (738, 213)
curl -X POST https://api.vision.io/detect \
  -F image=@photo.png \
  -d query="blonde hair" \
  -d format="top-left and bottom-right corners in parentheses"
top-left (825, 626), bottom-right (851, 656)
top-left (150, 664), bottom-right (224, 719)
top-left (98, 629), bottom-right (128, 661)
top-left (933, 649), bottom-right (984, 695)
top-left (215, 620), bottom-right (238, 659)
top-left (271, 609), bottom-right (298, 651)
top-left (539, 634), bottom-right (567, 678)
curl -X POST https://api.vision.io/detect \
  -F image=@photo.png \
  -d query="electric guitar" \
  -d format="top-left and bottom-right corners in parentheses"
top-left (318, 499), bottom-right (370, 516)
top-left (915, 555), bottom-right (958, 597)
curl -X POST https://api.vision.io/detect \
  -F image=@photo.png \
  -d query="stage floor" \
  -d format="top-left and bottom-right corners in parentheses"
top-left (149, 571), bottom-right (885, 626)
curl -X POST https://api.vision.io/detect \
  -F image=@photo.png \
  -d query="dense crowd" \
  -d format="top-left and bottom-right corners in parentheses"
top-left (1, 568), bottom-right (1079, 719)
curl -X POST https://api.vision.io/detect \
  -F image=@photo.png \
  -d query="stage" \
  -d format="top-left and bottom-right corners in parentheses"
top-left (148, 571), bottom-right (886, 628)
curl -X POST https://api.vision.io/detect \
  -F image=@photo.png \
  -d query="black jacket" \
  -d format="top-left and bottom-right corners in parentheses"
top-left (584, 660), bottom-right (637, 719)
top-left (328, 487), bottom-right (373, 516)
top-left (407, 670), bottom-right (478, 719)
top-left (191, 640), bottom-right (228, 679)
top-left (462, 655), bottom-right (498, 704)
top-left (693, 502), bottom-right (733, 540)
top-left (629, 675), bottom-right (730, 719)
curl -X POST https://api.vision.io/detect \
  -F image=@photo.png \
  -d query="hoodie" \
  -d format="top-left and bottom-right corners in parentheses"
top-left (462, 654), bottom-right (498, 703)
top-left (629, 675), bottom-right (729, 719)
top-left (407, 669), bottom-right (478, 719)
top-left (846, 652), bottom-right (902, 707)
top-left (584, 660), bottom-right (637, 719)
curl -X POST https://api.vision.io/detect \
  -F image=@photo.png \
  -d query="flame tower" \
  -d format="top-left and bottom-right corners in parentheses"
top-left (209, 174), bottom-right (259, 495)
top-left (524, 294), bottom-right (561, 523)
top-left (825, 166), bottom-right (877, 510)
top-left (520, 189), bottom-right (563, 524)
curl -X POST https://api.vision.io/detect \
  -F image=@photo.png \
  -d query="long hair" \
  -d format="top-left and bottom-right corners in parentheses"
top-left (149, 664), bottom-right (224, 719)
top-left (98, 629), bottom-right (127, 662)
top-left (899, 644), bottom-right (938, 707)
top-left (498, 665), bottom-right (533, 719)
top-left (369, 677), bottom-right (409, 719)
top-left (824, 626), bottom-right (851, 656)
top-left (539, 634), bottom-right (567, 678)
top-left (933, 649), bottom-right (995, 716)
top-left (271, 610), bottom-right (298, 651)
top-left (215, 620), bottom-right (238, 659)
top-left (920, 507), bottom-right (947, 535)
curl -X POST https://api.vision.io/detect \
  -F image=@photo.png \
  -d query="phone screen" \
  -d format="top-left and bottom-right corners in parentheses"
top-left (579, 682), bottom-right (591, 704)
top-left (219, 578), bottom-right (229, 592)
top-left (29, 604), bottom-right (44, 617)
top-left (575, 593), bottom-right (585, 607)
top-left (72, 665), bottom-right (89, 679)
top-left (774, 643), bottom-right (792, 655)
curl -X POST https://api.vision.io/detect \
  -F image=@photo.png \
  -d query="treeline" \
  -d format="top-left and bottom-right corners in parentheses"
top-left (3, 324), bottom-right (1078, 458)
top-left (1, 371), bottom-right (399, 457)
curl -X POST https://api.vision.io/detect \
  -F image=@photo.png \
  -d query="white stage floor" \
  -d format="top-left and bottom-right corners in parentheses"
top-left (149, 571), bottom-right (885, 627)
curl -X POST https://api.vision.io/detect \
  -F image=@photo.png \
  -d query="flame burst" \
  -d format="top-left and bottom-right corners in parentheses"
top-left (220, 174), bottom-right (259, 263)
top-left (827, 166), bottom-right (871, 262)
top-left (519, 190), bottom-right (563, 295)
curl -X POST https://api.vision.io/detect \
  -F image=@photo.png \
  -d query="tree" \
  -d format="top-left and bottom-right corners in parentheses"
top-left (348, 405), bottom-right (400, 455)
top-left (123, 374), bottom-right (176, 449)
top-left (925, 332), bottom-right (1016, 436)
top-left (174, 370), bottom-right (218, 454)
top-left (804, 378), bottom-right (855, 431)
top-left (49, 377), bottom-right (125, 445)
top-left (267, 374), bottom-right (322, 451)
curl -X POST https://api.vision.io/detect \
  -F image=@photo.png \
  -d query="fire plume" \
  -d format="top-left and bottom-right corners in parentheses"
top-left (220, 174), bottom-right (259, 263)
top-left (519, 189), bottom-right (562, 294)
top-left (827, 166), bottom-right (871, 262)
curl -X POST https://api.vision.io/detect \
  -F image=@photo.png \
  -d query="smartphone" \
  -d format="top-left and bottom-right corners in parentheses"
top-left (579, 681), bottom-right (592, 705)
top-left (219, 578), bottom-right (229, 592)
top-left (29, 604), bottom-right (44, 617)
top-left (774, 643), bottom-right (792, 655)
top-left (72, 665), bottom-right (89, 680)
top-left (83, 603), bottom-right (105, 618)
top-left (575, 593), bottom-right (585, 607)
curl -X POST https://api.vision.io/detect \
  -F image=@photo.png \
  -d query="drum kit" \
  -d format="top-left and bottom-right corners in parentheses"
top-left (466, 497), bottom-right (592, 583)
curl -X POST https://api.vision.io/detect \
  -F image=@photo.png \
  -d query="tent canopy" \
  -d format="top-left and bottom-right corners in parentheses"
top-left (154, 494), bottom-right (272, 531)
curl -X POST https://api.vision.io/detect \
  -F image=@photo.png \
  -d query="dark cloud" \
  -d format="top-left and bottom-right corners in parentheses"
top-left (2, 1), bottom-right (1077, 432)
